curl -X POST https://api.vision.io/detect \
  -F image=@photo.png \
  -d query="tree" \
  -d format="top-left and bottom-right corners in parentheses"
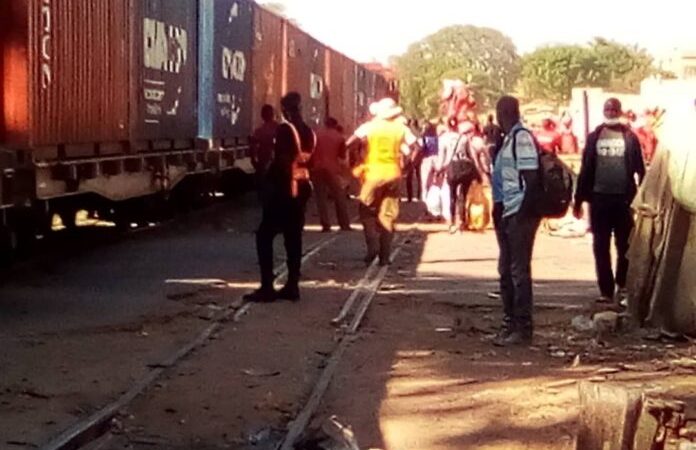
top-left (589, 38), bottom-right (656, 92)
top-left (395, 25), bottom-right (520, 119)
top-left (520, 39), bottom-right (668, 105)
top-left (520, 45), bottom-right (607, 105)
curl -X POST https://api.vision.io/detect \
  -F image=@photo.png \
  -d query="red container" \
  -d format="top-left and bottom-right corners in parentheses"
top-left (305, 36), bottom-right (326, 127)
top-left (341, 57), bottom-right (357, 133)
top-left (0, 0), bottom-right (198, 150)
top-left (1, 0), bottom-right (130, 148)
top-left (355, 65), bottom-right (369, 124)
top-left (326, 49), bottom-right (345, 127)
top-left (251, 4), bottom-right (284, 131)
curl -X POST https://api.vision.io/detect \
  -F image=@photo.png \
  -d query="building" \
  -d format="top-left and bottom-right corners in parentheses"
top-left (657, 49), bottom-right (696, 80)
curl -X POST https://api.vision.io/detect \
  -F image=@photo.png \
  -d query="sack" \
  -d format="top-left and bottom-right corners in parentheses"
top-left (512, 129), bottom-right (574, 219)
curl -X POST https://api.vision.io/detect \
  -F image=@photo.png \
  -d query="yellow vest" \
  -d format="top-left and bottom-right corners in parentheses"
top-left (364, 119), bottom-right (406, 182)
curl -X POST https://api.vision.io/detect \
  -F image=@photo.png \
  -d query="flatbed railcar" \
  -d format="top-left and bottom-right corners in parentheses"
top-left (0, 0), bottom-right (396, 258)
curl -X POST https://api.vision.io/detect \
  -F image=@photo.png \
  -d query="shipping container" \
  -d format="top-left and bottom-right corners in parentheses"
top-left (374, 74), bottom-right (389, 101)
top-left (284, 23), bottom-right (309, 109)
top-left (0, 0), bottom-right (199, 150)
top-left (325, 49), bottom-right (345, 128)
top-left (340, 55), bottom-right (358, 133)
top-left (365, 70), bottom-right (377, 108)
top-left (1, 0), bottom-right (130, 148)
top-left (198, 0), bottom-right (253, 141)
top-left (251, 4), bottom-right (284, 131)
top-left (355, 64), bottom-right (369, 124)
top-left (131, 0), bottom-right (198, 142)
top-left (305, 36), bottom-right (326, 127)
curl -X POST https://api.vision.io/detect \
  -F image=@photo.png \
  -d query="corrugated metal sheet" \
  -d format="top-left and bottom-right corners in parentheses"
top-left (305, 36), bottom-right (326, 127)
top-left (1, 0), bottom-right (129, 148)
top-left (251, 4), bottom-right (283, 131)
top-left (198, 0), bottom-right (253, 140)
top-left (339, 55), bottom-right (358, 133)
top-left (130, 0), bottom-right (198, 142)
top-left (355, 65), bottom-right (369, 123)
top-left (284, 23), bottom-right (309, 100)
top-left (365, 70), bottom-right (377, 107)
top-left (326, 49), bottom-right (345, 127)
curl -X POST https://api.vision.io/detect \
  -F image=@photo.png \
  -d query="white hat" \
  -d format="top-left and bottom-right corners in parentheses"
top-left (374, 98), bottom-right (403, 120)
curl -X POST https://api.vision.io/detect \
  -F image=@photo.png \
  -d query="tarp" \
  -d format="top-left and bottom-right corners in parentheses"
top-left (643, 79), bottom-right (696, 213)
top-left (627, 149), bottom-right (696, 336)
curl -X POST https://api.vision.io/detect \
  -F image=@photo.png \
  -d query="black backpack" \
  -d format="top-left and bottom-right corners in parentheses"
top-left (512, 128), bottom-right (574, 219)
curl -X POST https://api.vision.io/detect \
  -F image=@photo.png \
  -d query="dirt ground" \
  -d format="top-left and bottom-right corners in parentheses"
top-left (1, 196), bottom-right (694, 450)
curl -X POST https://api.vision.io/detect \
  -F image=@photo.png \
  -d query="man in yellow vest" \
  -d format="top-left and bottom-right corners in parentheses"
top-left (347, 98), bottom-right (418, 265)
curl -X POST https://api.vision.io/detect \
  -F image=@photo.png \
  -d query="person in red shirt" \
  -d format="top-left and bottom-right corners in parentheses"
top-left (559, 114), bottom-right (579, 154)
top-left (535, 118), bottom-right (562, 154)
top-left (310, 117), bottom-right (352, 232)
top-left (251, 104), bottom-right (279, 185)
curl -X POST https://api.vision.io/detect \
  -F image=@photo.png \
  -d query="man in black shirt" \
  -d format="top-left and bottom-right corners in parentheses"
top-left (574, 98), bottom-right (645, 304)
top-left (244, 92), bottom-right (316, 303)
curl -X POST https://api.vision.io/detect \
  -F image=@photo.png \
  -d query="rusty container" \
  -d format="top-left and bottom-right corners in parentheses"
top-left (198, 0), bottom-right (254, 140)
top-left (130, 0), bottom-right (198, 142)
top-left (374, 74), bottom-right (388, 101)
top-left (284, 24), bottom-right (310, 107)
top-left (1, 0), bottom-right (199, 150)
top-left (325, 49), bottom-right (345, 128)
top-left (340, 55), bottom-right (358, 133)
top-left (251, 4), bottom-right (284, 131)
top-left (304, 36), bottom-right (326, 127)
top-left (355, 64), bottom-right (369, 124)
top-left (1, 0), bottom-right (130, 148)
top-left (364, 70), bottom-right (377, 107)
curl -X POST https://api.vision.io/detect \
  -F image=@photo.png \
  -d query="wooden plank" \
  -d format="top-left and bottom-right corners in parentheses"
top-left (576, 381), bottom-right (643, 450)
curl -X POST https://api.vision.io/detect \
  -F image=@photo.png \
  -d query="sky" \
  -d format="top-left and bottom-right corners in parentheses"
top-left (260, 0), bottom-right (695, 63)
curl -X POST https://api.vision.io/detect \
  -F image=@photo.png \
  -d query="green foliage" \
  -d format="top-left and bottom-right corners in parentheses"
top-left (520, 39), bottom-right (666, 105)
top-left (521, 45), bottom-right (607, 105)
top-left (589, 38), bottom-right (655, 92)
top-left (395, 25), bottom-right (520, 119)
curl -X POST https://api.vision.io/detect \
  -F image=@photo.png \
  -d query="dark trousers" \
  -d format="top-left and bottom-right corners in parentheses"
top-left (404, 160), bottom-right (421, 202)
top-left (312, 169), bottom-right (351, 230)
top-left (256, 188), bottom-right (309, 289)
top-left (497, 208), bottom-right (541, 329)
top-left (589, 194), bottom-right (634, 298)
top-left (448, 172), bottom-right (479, 225)
top-left (359, 181), bottom-right (400, 262)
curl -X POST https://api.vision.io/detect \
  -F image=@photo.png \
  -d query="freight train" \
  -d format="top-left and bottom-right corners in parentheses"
top-left (0, 0), bottom-right (396, 257)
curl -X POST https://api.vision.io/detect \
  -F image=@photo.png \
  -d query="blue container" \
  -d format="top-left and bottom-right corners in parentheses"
top-left (198, 0), bottom-right (254, 140)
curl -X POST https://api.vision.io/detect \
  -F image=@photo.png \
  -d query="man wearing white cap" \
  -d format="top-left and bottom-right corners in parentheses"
top-left (347, 98), bottom-right (419, 265)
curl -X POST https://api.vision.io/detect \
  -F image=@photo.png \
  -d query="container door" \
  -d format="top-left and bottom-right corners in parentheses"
top-left (251, 5), bottom-right (283, 131)
top-left (198, 0), bottom-right (253, 140)
top-left (131, 0), bottom-right (198, 142)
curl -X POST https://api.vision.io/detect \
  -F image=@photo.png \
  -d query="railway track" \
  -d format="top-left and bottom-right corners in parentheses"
top-left (39, 231), bottom-right (340, 450)
top-left (36, 216), bottom-right (420, 450)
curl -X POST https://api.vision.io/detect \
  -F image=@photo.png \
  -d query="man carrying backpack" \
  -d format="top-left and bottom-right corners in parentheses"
top-left (492, 96), bottom-right (543, 347)
top-left (573, 98), bottom-right (645, 304)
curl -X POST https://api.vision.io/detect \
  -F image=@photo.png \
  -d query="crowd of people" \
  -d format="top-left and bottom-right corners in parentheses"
top-left (243, 90), bottom-right (647, 349)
